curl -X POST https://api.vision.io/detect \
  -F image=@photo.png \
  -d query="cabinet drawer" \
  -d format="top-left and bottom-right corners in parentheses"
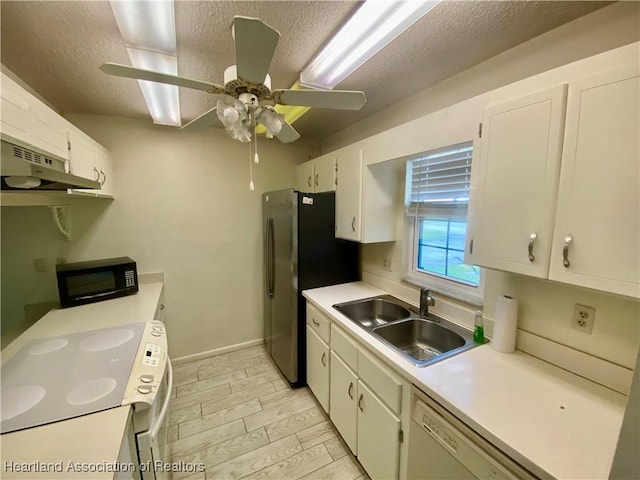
top-left (358, 349), bottom-right (402, 414)
top-left (331, 325), bottom-right (358, 371)
top-left (307, 302), bottom-right (330, 343)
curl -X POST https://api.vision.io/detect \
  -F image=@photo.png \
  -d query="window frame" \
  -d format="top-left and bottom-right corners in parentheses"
top-left (403, 145), bottom-right (484, 306)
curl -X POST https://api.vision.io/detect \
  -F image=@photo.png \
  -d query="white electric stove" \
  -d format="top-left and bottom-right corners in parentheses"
top-left (0, 320), bottom-right (172, 480)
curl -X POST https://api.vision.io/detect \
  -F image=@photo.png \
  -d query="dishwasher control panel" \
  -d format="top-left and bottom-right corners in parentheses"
top-left (420, 409), bottom-right (458, 453)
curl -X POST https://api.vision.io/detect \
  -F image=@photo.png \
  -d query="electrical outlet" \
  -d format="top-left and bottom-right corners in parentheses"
top-left (383, 257), bottom-right (393, 272)
top-left (572, 304), bottom-right (595, 334)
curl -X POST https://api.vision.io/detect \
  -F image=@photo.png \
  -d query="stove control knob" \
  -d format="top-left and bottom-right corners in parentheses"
top-left (140, 374), bottom-right (154, 383)
top-left (137, 384), bottom-right (152, 394)
top-left (151, 331), bottom-right (162, 337)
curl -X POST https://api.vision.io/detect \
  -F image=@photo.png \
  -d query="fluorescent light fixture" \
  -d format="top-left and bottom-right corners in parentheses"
top-left (110, 0), bottom-right (181, 126)
top-left (301, 0), bottom-right (441, 90)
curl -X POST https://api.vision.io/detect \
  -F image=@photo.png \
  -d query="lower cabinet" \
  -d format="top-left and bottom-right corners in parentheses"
top-left (357, 381), bottom-right (401, 480)
top-left (306, 325), bottom-right (330, 413)
top-left (330, 352), bottom-right (358, 452)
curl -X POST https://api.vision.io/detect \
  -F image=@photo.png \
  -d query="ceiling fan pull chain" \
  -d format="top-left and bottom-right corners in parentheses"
top-left (253, 105), bottom-right (260, 164)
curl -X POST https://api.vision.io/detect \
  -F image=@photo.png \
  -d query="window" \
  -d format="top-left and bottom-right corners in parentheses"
top-left (405, 141), bottom-right (483, 303)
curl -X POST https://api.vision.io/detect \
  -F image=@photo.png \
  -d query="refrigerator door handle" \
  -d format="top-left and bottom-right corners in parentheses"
top-left (267, 218), bottom-right (275, 298)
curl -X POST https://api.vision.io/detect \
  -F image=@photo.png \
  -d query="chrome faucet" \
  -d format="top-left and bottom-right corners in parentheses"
top-left (419, 287), bottom-right (435, 317)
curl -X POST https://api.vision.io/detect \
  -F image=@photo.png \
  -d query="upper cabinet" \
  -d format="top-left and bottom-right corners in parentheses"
top-left (548, 66), bottom-right (639, 298)
top-left (1, 73), bottom-right (68, 161)
top-left (67, 125), bottom-right (115, 198)
top-left (468, 65), bottom-right (639, 298)
top-left (466, 85), bottom-right (567, 279)
top-left (296, 154), bottom-right (336, 193)
top-left (335, 145), bottom-right (398, 243)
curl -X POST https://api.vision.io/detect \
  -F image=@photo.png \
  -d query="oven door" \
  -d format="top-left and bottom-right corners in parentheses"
top-left (136, 357), bottom-right (173, 480)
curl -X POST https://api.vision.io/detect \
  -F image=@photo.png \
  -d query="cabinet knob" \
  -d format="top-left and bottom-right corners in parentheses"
top-left (528, 232), bottom-right (537, 262)
top-left (358, 393), bottom-right (364, 412)
top-left (348, 382), bottom-right (354, 400)
top-left (562, 234), bottom-right (573, 267)
top-left (351, 216), bottom-right (356, 232)
top-left (321, 352), bottom-right (327, 367)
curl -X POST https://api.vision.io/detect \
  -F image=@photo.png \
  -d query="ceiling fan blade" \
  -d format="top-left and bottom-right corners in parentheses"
top-left (100, 63), bottom-right (225, 94)
top-left (275, 121), bottom-right (300, 144)
top-left (233, 16), bottom-right (280, 85)
top-left (180, 107), bottom-right (219, 131)
top-left (271, 89), bottom-right (366, 110)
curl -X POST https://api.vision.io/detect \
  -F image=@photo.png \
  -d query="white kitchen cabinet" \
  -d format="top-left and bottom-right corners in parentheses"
top-left (296, 154), bottom-right (336, 193)
top-left (1, 73), bottom-right (34, 147)
top-left (327, 323), bottom-right (404, 480)
top-left (68, 127), bottom-right (115, 198)
top-left (330, 352), bottom-right (358, 453)
top-left (306, 325), bottom-right (330, 413)
top-left (0, 72), bottom-right (68, 161)
top-left (466, 85), bottom-right (567, 278)
top-left (548, 66), bottom-right (639, 298)
top-left (335, 146), bottom-right (363, 241)
top-left (467, 66), bottom-right (639, 298)
top-left (31, 100), bottom-right (69, 160)
top-left (335, 145), bottom-right (398, 243)
top-left (67, 125), bottom-right (99, 181)
top-left (357, 381), bottom-right (401, 480)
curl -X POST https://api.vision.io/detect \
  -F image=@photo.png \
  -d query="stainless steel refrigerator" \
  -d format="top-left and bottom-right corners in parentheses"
top-left (263, 189), bottom-right (359, 387)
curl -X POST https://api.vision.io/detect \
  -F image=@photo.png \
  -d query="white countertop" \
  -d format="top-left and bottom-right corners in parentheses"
top-left (303, 282), bottom-right (627, 480)
top-left (0, 278), bottom-right (164, 479)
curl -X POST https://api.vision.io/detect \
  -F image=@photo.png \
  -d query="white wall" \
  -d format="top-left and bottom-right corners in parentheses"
top-left (58, 115), bottom-right (315, 358)
top-left (319, 3), bottom-right (640, 371)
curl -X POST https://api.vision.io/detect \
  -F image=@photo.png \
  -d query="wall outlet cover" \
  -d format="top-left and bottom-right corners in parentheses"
top-left (572, 304), bottom-right (596, 334)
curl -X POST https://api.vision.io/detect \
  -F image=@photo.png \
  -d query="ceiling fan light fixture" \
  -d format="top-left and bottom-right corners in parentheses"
top-left (300, 0), bottom-right (441, 90)
top-left (257, 107), bottom-right (285, 138)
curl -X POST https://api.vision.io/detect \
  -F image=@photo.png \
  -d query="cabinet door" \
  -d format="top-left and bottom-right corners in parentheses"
top-left (336, 147), bottom-right (363, 241)
top-left (549, 66), bottom-right (639, 298)
top-left (330, 352), bottom-right (358, 453)
top-left (314, 155), bottom-right (336, 192)
top-left (467, 85), bottom-right (567, 278)
top-left (357, 381), bottom-right (401, 480)
top-left (0, 73), bottom-right (34, 146)
top-left (67, 126), bottom-right (99, 180)
top-left (31, 101), bottom-right (69, 160)
top-left (96, 146), bottom-right (115, 197)
top-left (306, 326), bottom-right (330, 413)
top-left (296, 161), bottom-right (315, 193)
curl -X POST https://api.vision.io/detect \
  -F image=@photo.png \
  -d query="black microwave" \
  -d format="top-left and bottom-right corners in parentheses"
top-left (56, 257), bottom-right (139, 308)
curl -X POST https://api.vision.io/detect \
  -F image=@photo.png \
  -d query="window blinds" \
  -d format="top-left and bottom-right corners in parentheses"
top-left (407, 141), bottom-right (473, 209)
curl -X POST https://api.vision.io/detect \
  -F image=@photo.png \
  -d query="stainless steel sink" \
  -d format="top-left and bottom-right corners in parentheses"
top-left (373, 318), bottom-right (475, 367)
top-left (332, 295), bottom-right (412, 328)
top-left (332, 295), bottom-right (480, 367)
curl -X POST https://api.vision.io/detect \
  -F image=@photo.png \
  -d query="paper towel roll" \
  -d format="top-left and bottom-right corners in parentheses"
top-left (492, 295), bottom-right (518, 353)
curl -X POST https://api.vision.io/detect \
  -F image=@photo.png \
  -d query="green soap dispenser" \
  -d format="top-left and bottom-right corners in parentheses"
top-left (473, 310), bottom-right (485, 344)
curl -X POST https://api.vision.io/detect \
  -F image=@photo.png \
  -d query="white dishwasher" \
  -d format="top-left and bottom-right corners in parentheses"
top-left (407, 386), bottom-right (538, 480)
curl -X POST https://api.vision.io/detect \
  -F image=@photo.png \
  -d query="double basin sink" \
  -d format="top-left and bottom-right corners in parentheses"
top-left (333, 295), bottom-right (479, 367)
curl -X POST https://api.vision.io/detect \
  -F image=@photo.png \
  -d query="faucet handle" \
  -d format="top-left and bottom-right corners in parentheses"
top-left (419, 288), bottom-right (435, 317)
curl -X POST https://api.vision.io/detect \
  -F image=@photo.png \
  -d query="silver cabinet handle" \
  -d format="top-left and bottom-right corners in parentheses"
top-left (99, 170), bottom-right (106, 186)
top-left (315, 173), bottom-right (319, 187)
top-left (160, 304), bottom-right (165, 310)
top-left (348, 382), bottom-right (354, 399)
top-left (351, 216), bottom-right (356, 232)
top-left (321, 352), bottom-right (326, 367)
top-left (528, 232), bottom-right (537, 262)
top-left (562, 234), bottom-right (573, 267)
top-left (312, 318), bottom-right (319, 327)
top-left (93, 166), bottom-right (100, 181)
top-left (358, 393), bottom-right (364, 412)
top-left (307, 175), bottom-right (312, 187)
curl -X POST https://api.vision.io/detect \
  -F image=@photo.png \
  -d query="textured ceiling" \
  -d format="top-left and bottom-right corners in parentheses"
top-left (1, 1), bottom-right (610, 141)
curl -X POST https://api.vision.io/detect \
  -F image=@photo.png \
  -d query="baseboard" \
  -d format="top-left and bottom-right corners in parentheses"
top-left (171, 338), bottom-right (265, 365)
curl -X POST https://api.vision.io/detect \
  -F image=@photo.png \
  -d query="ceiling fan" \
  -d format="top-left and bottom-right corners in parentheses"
top-left (100, 15), bottom-right (367, 144)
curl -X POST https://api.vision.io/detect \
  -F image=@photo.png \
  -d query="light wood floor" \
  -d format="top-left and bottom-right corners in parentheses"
top-left (166, 344), bottom-right (368, 480)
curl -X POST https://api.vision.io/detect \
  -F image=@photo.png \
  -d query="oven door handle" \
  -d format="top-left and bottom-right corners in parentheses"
top-left (149, 357), bottom-right (173, 439)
